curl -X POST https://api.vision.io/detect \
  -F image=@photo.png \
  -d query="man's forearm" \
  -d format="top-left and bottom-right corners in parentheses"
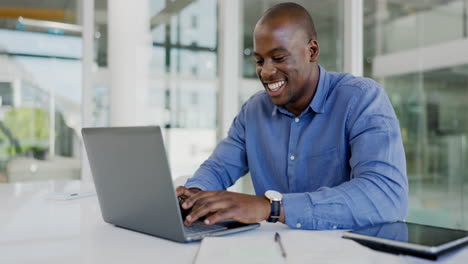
top-left (281, 174), bottom-right (407, 230)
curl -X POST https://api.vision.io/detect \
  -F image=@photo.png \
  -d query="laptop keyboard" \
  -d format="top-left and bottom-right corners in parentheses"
top-left (184, 221), bottom-right (227, 235)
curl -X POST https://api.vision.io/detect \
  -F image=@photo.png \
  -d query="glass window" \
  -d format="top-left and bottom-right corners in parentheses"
top-left (0, 1), bottom-right (81, 182)
top-left (0, 82), bottom-right (14, 106)
top-left (364, 0), bottom-right (467, 56)
top-left (150, 0), bottom-right (218, 178)
top-left (92, 0), bottom-right (109, 127)
top-left (169, 49), bottom-right (216, 78)
top-left (364, 0), bottom-right (468, 229)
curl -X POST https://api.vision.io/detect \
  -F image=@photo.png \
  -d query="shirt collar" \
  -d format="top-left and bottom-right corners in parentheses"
top-left (310, 65), bottom-right (327, 114)
top-left (271, 65), bottom-right (328, 117)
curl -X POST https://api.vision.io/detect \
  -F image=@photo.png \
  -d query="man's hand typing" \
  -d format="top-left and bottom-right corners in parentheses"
top-left (176, 186), bottom-right (280, 226)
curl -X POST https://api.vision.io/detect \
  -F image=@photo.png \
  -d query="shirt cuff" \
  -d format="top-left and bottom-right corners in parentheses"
top-left (184, 177), bottom-right (216, 191)
top-left (282, 192), bottom-right (314, 229)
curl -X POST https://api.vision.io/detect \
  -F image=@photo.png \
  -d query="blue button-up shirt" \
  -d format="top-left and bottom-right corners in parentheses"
top-left (185, 65), bottom-right (408, 230)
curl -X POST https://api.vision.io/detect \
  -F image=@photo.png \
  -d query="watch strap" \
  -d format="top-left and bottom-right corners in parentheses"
top-left (267, 200), bottom-right (281, 223)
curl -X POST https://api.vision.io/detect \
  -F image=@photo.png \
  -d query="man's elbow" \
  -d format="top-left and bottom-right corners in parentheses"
top-left (381, 186), bottom-right (408, 223)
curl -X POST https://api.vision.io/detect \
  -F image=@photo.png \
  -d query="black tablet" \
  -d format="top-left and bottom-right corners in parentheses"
top-left (342, 221), bottom-right (468, 260)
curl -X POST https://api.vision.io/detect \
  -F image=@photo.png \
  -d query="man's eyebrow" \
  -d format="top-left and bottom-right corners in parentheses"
top-left (253, 47), bottom-right (288, 57)
top-left (269, 47), bottom-right (288, 54)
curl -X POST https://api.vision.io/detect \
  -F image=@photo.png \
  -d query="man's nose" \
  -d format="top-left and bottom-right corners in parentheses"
top-left (260, 60), bottom-right (277, 80)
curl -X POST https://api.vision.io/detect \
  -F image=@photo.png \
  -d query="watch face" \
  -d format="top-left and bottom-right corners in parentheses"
top-left (265, 190), bottom-right (282, 201)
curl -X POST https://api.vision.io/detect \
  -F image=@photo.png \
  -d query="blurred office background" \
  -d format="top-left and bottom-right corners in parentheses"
top-left (0, 0), bottom-right (466, 230)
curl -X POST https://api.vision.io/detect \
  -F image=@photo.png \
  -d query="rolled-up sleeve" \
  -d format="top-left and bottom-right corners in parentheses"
top-left (185, 103), bottom-right (250, 191)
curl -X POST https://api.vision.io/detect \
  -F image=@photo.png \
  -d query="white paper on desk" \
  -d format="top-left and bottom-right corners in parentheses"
top-left (194, 234), bottom-right (286, 264)
top-left (282, 231), bottom-right (401, 264)
top-left (194, 231), bottom-right (402, 264)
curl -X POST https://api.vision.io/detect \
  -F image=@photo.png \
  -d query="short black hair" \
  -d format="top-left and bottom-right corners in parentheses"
top-left (260, 2), bottom-right (317, 40)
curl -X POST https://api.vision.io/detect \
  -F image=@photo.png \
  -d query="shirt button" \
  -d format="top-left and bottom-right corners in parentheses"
top-left (290, 155), bottom-right (295, 160)
top-left (332, 225), bottom-right (337, 229)
top-left (296, 223), bottom-right (302, 228)
top-left (295, 118), bottom-right (299, 122)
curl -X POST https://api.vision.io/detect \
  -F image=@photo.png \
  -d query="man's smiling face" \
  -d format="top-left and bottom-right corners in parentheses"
top-left (253, 18), bottom-right (317, 115)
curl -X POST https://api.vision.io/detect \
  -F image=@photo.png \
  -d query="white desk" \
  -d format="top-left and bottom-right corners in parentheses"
top-left (0, 180), bottom-right (467, 264)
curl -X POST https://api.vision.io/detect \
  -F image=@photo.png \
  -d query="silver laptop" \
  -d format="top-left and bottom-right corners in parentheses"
top-left (82, 126), bottom-right (259, 243)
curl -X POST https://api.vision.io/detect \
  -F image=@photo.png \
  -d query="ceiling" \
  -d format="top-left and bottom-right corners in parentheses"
top-left (0, 0), bottom-right (76, 10)
top-left (0, 0), bottom-right (78, 23)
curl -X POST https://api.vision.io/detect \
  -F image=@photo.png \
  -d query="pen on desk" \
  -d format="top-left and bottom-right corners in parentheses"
top-left (275, 232), bottom-right (287, 258)
top-left (67, 192), bottom-right (96, 199)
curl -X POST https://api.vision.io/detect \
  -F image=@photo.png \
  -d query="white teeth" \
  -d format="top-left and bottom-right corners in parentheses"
top-left (267, 81), bottom-right (285, 92)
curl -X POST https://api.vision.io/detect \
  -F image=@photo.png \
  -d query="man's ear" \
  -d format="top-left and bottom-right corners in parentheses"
top-left (307, 39), bottom-right (320, 62)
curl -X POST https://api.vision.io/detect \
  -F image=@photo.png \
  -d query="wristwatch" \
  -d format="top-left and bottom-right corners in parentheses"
top-left (264, 190), bottom-right (283, 223)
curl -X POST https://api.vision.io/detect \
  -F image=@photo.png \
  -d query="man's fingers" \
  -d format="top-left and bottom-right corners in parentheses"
top-left (182, 190), bottom-right (216, 209)
top-left (181, 191), bottom-right (270, 225)
top-left (189, 194), bottom-right (226, 212)
top-left (185, 197), bottom-right (231, 225)
top-left (205, 209), bottom-right (233, 225)
top-left (176, 186), bottom-right (202, 200)
top-left (176, 186), bottom-right (187, 197)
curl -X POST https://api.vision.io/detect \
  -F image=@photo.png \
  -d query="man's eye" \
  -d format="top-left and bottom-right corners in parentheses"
top-left (255, 59), bottom-right (264, 65)
top-left (273, 56), bottom-right (286, 61)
